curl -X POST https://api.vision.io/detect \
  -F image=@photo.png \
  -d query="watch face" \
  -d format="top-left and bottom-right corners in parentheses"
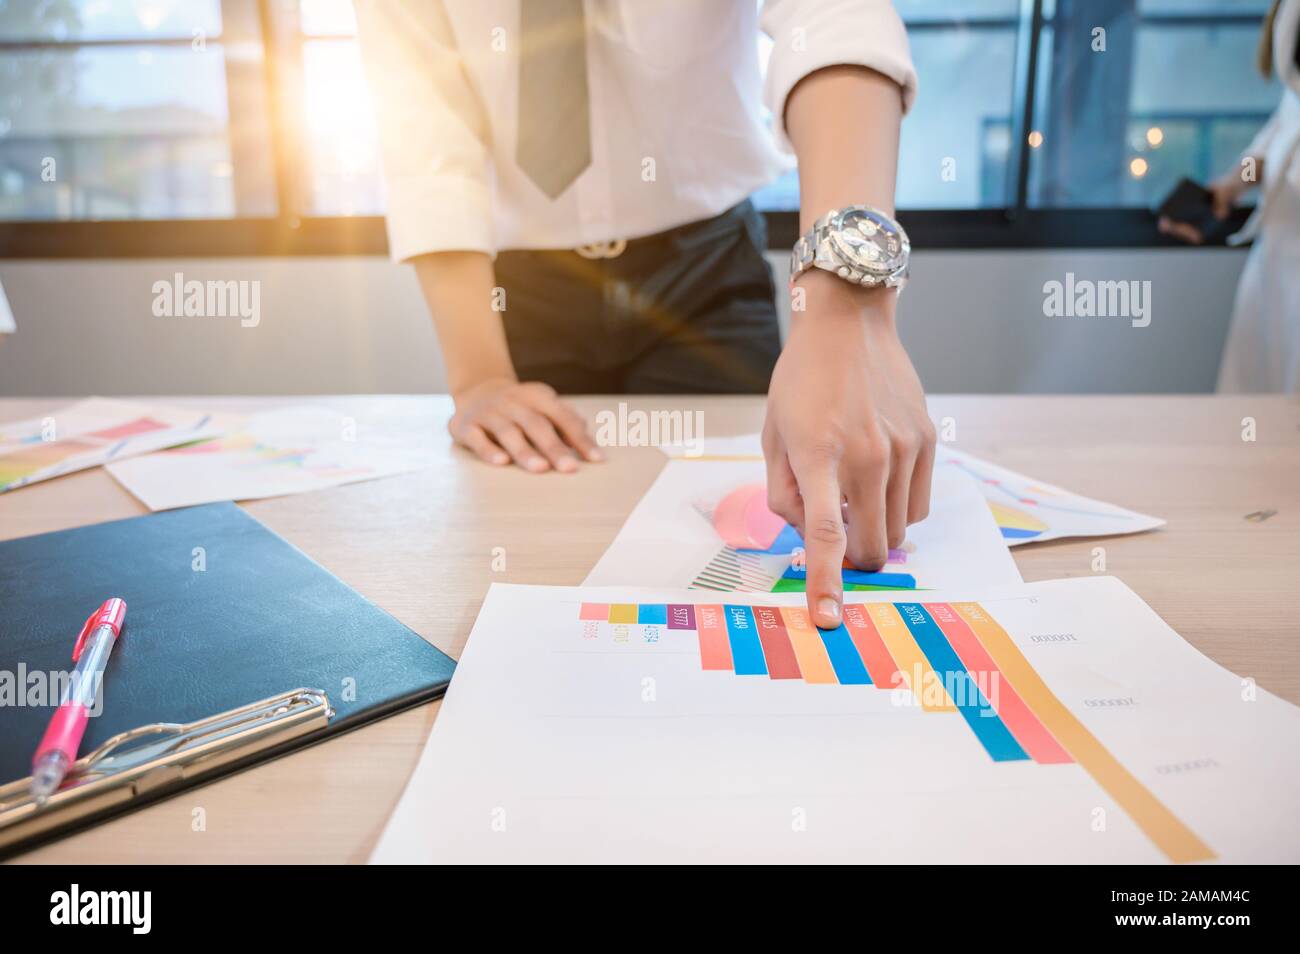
top-left (829, 207), bottom-right (909, 277)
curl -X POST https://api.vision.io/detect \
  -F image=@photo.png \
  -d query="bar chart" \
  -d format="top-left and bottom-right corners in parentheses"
top-left (576, 596), bottom-right (1214, 864)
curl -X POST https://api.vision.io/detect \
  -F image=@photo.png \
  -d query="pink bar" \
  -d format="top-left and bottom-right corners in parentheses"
top-left (696, 604), bottom-right (732, 671)
top-left (924, 602), bottom-right (1073, 764)
top-left (579, 603), bottom-right (610, 621)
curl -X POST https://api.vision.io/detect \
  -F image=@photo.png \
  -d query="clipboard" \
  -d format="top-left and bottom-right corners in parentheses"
top-left (0, 503), bottom-right (456, 858)
top-left (0, 688), bottom-right (332, 852)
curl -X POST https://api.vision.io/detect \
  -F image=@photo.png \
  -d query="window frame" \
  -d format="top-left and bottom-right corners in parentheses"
top-left (0, 0), bottom-right (1266, 258)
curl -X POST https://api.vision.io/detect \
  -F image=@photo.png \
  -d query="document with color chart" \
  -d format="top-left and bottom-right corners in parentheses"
top-left (663, 433), bottom-right (1164, 547)
top-left (372, 578), bottom-right (1300, 864)
top-left (0, 397), bottom-right (231, 493)
top-left (106, 404), bottom-right (439, 511)
top-left (585, 456), bottom-right (1023, 592)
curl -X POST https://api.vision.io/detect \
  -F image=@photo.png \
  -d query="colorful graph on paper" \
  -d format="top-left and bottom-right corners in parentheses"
top-left (575, 597), bottom-right (1213, 864)
top-left (164, 433), bottom-right (375, 481)
top-left (659, 436), bottom-right (1163, 548)
top-left (105, 405), bottom-right (440, 511)
top-left (0, 399), bottom-right (225, 493)
top-left (936, 447), bottom-right (1164, 545)
top-left (692, 481), bottom-right (918, 593)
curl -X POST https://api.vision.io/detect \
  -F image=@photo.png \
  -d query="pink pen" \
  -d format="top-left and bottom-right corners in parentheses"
top-left (30, 598), bottom-right (127, 803)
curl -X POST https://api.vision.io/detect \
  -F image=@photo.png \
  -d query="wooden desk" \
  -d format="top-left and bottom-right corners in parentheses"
top-left (2, 395), bottom-right (1297, 863)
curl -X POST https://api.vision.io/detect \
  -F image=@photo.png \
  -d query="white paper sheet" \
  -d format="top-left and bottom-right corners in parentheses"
top-left (663, 433), bottom-right (1164, 546)
top-left (0, 397), bottom-right (232, 493)
top-left (585, 459), bottom-right (1023, 591)
top-left (372, 577), bottom-right (1300, 864)
top-left (106, 404), bottom-right (438, 511)
top-left (934, 445), bottom-right (1165, 545)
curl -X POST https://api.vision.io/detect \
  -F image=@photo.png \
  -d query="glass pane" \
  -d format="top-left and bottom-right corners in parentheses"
top-left (1137, 0), bottom-right (1273, 14)
top-left (0, 0), bottom-right (224, 42)
top-left (1029, 1), bottom-right (1279, 208)
top-left (899, 22), bottom-right (1019, 208)
top-left (755, 1), bottom-right (1022, 211)
top-left (299, 38), bottom-right (384, 215)
top-left (894, 0), bottom-right (1021, 22)
top-left (0, 43), bottom-right (276, 220)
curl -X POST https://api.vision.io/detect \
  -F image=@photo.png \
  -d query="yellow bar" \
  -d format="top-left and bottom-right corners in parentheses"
top-left (608, 604), bottom-right (638, 624)
top-left (865, 603), bottom-right (955, 711)
top-left (778, 606), bottom-right (838, 684)
top-left (952, 601), bottom-right (1215, 864)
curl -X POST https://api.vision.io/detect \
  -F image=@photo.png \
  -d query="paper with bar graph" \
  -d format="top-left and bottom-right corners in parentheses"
top-left (934, 445), bottom-right (1165, 545)
top-left (0, 397), bottom-right (231, 493)
top-left (585, 458), bottom-right (1022, 592)
top-left (664, 433), bottom-right (1164, 547)
top-left (372, 577), bottom-right (1300, 864)
top-left (106, 404), bottom-right (439, 510)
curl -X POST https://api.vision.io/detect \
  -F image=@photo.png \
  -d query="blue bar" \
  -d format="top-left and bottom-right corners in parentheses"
top-left (894, 602), bottom-right (1030, 762)
top-left (637, 604), bottom-right (667, 625)
top-left (722, 605), bottom-right (767, 676)
top-left (841, 569), bottom-right (916, 588)
top-left (781, 564), bottom-right (916, 589)
top-left (818, 624), bottom-right (872, 685)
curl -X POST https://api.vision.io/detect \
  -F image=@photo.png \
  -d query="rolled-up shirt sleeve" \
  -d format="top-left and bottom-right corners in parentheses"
top-left (354, 0), bottom-right (495, 261)
top-left (761, 0), bottom-right (917, 153)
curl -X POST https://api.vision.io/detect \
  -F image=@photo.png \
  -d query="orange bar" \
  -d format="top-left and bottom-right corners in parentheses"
top-left (842, 603), bottom-right (901, 688)
top-left (924, 603), bottom-right (1072, 764)
top-left (952, 601), bottom-right (1214, 864)
top-left (864, 603), bottom-right (955, 711)
top-left (695, 604), bottom-right (731, 671)
top-left (778, 606), bottom-right (837, 684)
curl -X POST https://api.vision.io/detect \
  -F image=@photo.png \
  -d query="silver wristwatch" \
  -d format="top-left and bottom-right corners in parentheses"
top-left (789, 205), bottom-right (910, 291)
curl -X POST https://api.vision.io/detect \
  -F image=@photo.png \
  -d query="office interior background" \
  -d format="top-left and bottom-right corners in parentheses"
top-left (0, 0), bottom-right (1282, 395)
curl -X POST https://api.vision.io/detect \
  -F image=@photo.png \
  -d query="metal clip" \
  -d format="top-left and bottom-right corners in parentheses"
top-left (0, 688), bottom-right (332, 851)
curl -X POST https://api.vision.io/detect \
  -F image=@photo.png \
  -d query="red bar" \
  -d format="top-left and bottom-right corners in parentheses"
top-left (841, 603), bottom-right (900, 688)
top-left (751, 606), bottom-right (803, 679)
top-left (924, 602), bottom-right (1073, 764)
top-left (695, 604), bottom-right (731, 671)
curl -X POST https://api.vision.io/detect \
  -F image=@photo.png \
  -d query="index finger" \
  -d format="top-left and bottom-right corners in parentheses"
top-left (790, 454), bottom-right (846, 629)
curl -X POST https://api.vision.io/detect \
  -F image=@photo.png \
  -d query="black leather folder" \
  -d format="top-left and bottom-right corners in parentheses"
top-left (0, 502), bottom-right (455, 857)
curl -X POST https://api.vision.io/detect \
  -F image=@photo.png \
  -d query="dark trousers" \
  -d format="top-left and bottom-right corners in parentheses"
top-left (494, 200), bottom-right (782, 394)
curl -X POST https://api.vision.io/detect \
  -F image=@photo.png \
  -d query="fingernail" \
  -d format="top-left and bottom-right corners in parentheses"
top-left (587, 448), bottom-right (604, 462)
top-left (493, 453), bottom-right (508, 465)
top-left (528, 457), bottom-right (547, 472)
top-left (817, 597), bottom-right (841, 625)
top-left (557, 456), bottom-right (577, 473)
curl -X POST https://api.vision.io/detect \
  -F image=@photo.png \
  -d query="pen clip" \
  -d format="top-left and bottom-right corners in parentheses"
top-left (72, 598), bottom-right (127, 662)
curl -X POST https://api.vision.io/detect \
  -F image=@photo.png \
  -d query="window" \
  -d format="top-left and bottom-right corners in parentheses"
top-left (0, 0), bottom-right (276, 220)
top-left (0, 0), bottom-right (1283, 254)
top-left (1026, 0), bottom-right (1278, 208)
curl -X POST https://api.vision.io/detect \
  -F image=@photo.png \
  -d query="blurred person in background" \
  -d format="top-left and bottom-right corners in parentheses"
top-left (1161, 0), bottom-right (1300, 393)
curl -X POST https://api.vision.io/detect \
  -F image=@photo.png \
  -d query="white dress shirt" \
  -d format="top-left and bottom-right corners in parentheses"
top-left (354, 0), bottom-right (916, 262)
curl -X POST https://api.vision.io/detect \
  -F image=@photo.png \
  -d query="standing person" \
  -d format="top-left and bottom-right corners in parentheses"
top-left (1161, 0), bottom-right (1300, 392)
top-left (355, 1), bottom-right (933, 629)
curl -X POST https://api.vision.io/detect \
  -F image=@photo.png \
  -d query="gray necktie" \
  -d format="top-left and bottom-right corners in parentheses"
top-left (516, 0), bottom-right (592, 199)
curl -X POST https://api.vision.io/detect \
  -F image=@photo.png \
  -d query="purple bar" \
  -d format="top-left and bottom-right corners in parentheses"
top-left (667, 604), bottom-right (696, 630)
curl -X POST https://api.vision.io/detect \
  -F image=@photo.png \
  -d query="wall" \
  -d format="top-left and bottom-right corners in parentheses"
top-left (0, 247), bottom-right (1244, 396)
